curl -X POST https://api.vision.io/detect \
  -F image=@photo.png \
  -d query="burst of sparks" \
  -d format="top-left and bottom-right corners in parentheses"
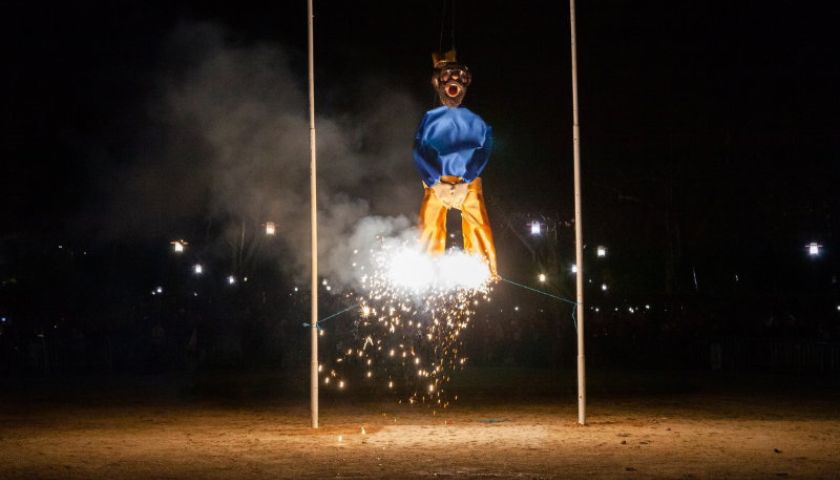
top-left (320, 242), bottom-right (492, 407)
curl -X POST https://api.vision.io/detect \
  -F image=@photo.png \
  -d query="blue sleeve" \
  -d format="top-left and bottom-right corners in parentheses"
top-left (412, 114), bottom-right (442, 186)
top-left (462, 125), bottom-right (493, 183)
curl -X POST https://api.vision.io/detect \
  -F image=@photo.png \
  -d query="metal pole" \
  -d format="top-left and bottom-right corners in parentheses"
top-left (569, 0), bottom-right (586, 425)
top-left (307, 0), bottom-right (319, 429)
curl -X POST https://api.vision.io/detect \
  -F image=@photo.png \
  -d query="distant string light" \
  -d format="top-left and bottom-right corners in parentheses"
top-left (596, 245), bottom-right (607, 257)
top-left (530, 221), bottom-right (542, 236)
top-left (193, 264), bottom-right (203, 275)
top-left (807, 242), bottom-right (822, 257)
top-left (227, 275), bottom-right (237, 285)
top-left (171, 240), bottom-right (187, 253)
top-left (265, 221), bottom-right (276, 236)
top-left (538, 273), bottom-right (547, 283)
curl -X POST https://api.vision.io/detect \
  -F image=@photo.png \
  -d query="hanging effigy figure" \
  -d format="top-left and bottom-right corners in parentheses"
top-left (413, 50), bottom-right (498, 278)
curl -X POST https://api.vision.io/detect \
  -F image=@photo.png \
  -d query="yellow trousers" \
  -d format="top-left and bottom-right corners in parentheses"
top-left (419, 176), bottom-right (498, 277)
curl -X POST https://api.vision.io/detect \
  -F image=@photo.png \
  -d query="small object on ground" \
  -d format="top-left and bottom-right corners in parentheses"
top-left (625, 467), bottom-right (637, 472)
top-left (480, 418), bottom-right (509, 424)
top-left (774, 448), bottom-right (782, 454)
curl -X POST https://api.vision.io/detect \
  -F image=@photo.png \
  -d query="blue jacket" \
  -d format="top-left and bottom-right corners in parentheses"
top-left (412, 106), bottom-right (493, 186)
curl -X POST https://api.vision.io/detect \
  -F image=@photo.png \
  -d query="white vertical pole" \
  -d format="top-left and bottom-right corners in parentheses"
top-left (569, 0), bottom-right (586, 425)
top-left (307, 0), bottom-right (319, 429)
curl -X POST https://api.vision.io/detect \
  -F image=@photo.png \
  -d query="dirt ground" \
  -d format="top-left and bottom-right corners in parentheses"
top-left (2, 371), bottom-right (840, 479)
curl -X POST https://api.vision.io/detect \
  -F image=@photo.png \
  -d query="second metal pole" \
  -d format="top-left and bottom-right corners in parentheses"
top-left (569, 0), bottom-right (586, 426)
top-left (307, 0), bottom-right (319, 429)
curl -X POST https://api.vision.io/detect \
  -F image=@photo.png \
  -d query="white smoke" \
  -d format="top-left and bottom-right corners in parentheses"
top-left (102, 22), bottom-right (425, 286)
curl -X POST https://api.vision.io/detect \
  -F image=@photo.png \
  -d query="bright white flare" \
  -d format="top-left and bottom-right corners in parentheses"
top-left (386, 248), bottom-right (436, 290)
top-left (385, 247), bottom-right (490, 292)
top-left (438, 251), bottom-right (491, 290)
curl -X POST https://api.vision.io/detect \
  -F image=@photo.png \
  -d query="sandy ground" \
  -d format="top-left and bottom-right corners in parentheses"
top-left (2, 387), bottom-right (840, 480)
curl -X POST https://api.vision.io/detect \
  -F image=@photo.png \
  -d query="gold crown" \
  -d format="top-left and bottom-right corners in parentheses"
top-left (432, 49), bottom-right (457, 68)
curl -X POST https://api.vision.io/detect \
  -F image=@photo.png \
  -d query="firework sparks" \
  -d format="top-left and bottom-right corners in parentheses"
top-left (321, 240), bottom-right (492, 407)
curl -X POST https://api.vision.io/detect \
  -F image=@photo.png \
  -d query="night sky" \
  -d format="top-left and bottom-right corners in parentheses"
top-left (2, 1), bottom-right (840, 345)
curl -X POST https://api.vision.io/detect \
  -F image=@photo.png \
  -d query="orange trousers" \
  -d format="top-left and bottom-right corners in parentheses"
top-left (418, 176), bottom-right (498, 277)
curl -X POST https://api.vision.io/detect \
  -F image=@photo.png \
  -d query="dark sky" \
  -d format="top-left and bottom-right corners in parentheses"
top-left (3, 0), bottom-right (839, 293)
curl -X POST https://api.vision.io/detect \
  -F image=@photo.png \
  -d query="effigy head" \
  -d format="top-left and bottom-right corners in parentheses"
top-left (432, 50), bottom-right (471, 108)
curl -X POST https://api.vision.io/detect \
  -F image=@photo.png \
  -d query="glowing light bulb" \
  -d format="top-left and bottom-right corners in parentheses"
top-left (193, 264), bottom-right (203, 275)
top-left (530, 221), bottom-right (541, 235)
top-left (538, 273), bottom-right (547, 283)
top-left (265, 221), bottom-right (276, 236)
top-left (596, 245), bottom-right (607, 257)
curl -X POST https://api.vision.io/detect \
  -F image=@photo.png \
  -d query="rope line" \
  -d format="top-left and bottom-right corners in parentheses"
top-left (303, 304), bottom-right (359, 330)
top-left (438, 0), bottom-right (456, 53)
top-left (499, 277), bottom-right (577, 306)
top-left (304, 277), bottom-right (580, 330)
top-left (499, 277), bottom-right (579, 330)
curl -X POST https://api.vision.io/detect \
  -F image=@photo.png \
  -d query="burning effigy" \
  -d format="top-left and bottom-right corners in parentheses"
top-left (413, 50), bottom-right (498, 278)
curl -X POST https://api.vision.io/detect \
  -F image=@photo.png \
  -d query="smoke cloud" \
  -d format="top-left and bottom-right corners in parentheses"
top-left (101, 22), bottom-right (424, 285)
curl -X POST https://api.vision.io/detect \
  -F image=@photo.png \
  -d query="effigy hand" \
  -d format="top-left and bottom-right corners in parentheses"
top-left (431, 182), bottom-right (469, 210)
